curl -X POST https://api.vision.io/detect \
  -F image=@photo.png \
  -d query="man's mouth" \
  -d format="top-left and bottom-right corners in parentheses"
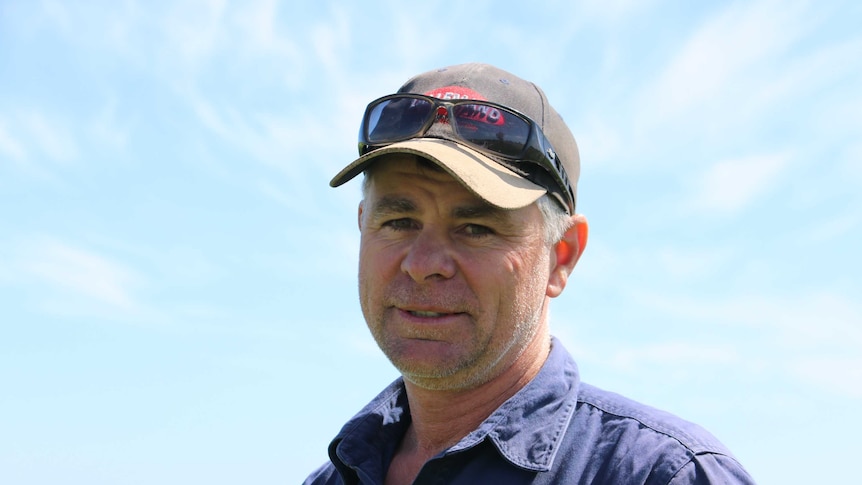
top-left (408, 310), bottom-right (449, 318)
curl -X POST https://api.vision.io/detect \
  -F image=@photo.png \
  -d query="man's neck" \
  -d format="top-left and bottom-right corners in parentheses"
top-left (386, 332), bottom-right (551, 483)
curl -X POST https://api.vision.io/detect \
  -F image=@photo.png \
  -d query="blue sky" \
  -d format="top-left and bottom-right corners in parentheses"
top-left (1, 1), bottom-right (860, 483)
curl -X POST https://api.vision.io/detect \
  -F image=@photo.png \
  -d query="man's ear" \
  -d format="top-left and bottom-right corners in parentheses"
top-left (547, 215), bottom-right (588, 298)
top-left (357, 201), bottom-right (365, 230)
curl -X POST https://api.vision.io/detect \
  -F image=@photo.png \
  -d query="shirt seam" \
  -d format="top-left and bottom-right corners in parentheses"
top-left (577, 393), bottom-right (730, 457)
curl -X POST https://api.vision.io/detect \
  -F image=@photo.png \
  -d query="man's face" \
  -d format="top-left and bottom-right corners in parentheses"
top-left (358, 155), bottom-right (555, 391)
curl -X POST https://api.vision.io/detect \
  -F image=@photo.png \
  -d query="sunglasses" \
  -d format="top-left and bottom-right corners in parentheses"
top-left (358, 93), bottom-right (575, 214)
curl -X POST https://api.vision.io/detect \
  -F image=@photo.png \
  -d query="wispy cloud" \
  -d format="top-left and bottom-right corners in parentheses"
top-left (232, 0), bottom-right (302, 72)
top-left (161, 0), bottom-right (227, 67)
top-left (792, 355), bottom-right (862, 399)
top-left (607, 341), bottom-right (740, 371)
top-left (88, 98), bottom-right (129, 152)
top-left (309, 4), bottom-right (351, 73)
top-left (0, 111), bottom-right (80, 178)
top-left (656, 245), bottom-right (737, 280)
top-left (619, 0), bottom-right (858, 181)
top-left (575, 119), bottom-right (624, 168)
top-left (20, 239), bottom-right (142, 312)
top-left (0, 119), bottom-right (27, 165)
top-left (186, 93), bottom-right (328, 182)
top-left (26, 111), bottom-right (78, 163)
top-left (574, 238), bottom-right (737, 288)
top-left (755, 35), bottom-right (862, 123)
top-left (839, 141), bottom-right (862, 178)
top-left (630, 288), bottom-right (862, 398)
top-left (803, 211), bottom-right (861, 244)
top-left (575, 0), bottom-right (660, 25)
top-left (643, 1), bottom-right (815, 122)
top-left (0, 104), bottom-right (133, 181)
top-left (637, 288), bottom-right (861, 344)
top-left (687, 152), bottom-right (791, 215)
top-left (564, 282), bottom-right (862, 399)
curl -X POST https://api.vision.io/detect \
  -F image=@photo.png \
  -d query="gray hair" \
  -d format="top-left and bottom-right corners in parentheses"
top-left (536, 194), bottom-right (573, 245)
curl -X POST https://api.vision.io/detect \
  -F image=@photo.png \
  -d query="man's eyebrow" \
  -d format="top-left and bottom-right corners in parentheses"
top-left (452, 204), bottom-right (511, 224)
top-left (368, 196), bottom-right (417, 217)
top-left (368, 195), bottom-right (513, 224)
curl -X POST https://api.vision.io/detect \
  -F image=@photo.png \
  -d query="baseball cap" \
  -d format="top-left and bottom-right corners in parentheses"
top-left (330, 63), bottom-right (580, 212)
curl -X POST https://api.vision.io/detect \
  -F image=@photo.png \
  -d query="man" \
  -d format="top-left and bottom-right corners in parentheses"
top-left (304, 63), bottom-right (754, 484)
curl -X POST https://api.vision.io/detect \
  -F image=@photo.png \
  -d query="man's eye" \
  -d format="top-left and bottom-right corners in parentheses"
top-left (383, 218), bottom-right (417, 231)
top-left (463, 224), bottom-right (493, 237)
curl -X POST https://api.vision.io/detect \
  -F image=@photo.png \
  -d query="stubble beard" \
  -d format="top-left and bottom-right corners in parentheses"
top-left (360, 276), bottom-right (547, 392)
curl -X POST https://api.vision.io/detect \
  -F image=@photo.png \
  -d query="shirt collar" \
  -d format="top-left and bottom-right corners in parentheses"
top-left (329, 337), bottom-right (581, 476)
top-left (445, 337), bottom-right (580, 471)
top-left (327, 380), bottom-right (410, 483)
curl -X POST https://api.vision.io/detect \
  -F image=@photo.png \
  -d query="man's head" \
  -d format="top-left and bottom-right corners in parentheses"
top-left (332, 63), bottom-right (587, 391)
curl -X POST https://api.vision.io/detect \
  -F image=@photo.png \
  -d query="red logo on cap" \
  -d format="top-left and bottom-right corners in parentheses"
top-left (424, 86), bottom-right (486, 101)
top-left (424, 86), bottom-right (505, 126)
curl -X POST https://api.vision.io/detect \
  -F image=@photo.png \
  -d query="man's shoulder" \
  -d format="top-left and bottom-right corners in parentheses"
top-left (574, 382), bottom-right (730, 455)
top-left (554, 382), bottom-right (755, 484)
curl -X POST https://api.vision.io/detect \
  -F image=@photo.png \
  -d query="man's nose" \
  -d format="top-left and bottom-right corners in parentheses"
top-left (400, 228), bottom-right (457, 282)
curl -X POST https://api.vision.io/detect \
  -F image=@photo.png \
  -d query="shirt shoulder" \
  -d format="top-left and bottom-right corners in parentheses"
top-left (554, 382), bottom-right (754, 484)
top-left (577, 383), bottom-right (730, 454)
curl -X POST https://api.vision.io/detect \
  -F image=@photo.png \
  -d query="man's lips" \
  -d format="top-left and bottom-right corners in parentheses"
top-left (408, 310), bottom-right (450, 318)
top-left (396, 307), bottom-right (467, 319)
top-left (391, 307), bottom-right (471, 340)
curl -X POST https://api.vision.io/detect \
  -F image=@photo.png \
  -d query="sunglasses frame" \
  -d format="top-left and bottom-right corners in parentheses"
top-left (358, 93), bottom-right (575, 215)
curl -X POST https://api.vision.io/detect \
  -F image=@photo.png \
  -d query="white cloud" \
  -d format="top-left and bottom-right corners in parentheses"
top-left (840, 142), bottom-right (862, 183)
top-left (89, 98), bottom-right (129, 152)
top-left (0, 119), bottom-right (27, 164)
top-left (568, 237), bottom-right (625, 287)
top-left (22, 112), bottom-right (79, 164)
top-left (643, 0), bottom-right (813, 121)
top-left (231, 0), bottom-right (303, 81)
top-left (21, 239), bottom-right (142, 311)
top-left (569, 239), bottom-right (737, 296)
top-left (657, 246), bottom-right (736, 280)
top-left (638, 289), bottom-right (861, 344)
top-left (630, 288), bottom-right (862, 398)
top-left (572, 0), bottom-right (656, 24)
top-left (234, 0), bottom-right (291, 53)
top-left (688, 152), bottom-right (790, 215)
top-left (162, 0), bottom-right (227, 66)
top-left (40, 0), bottom-right (73, 31)
top-left (607, 341), bottom-right (739, 371)
top-left (753, 36), bottom-right (862, 122)
top-left (0, 112), bottom-right (81, 176)
top-left (576, 119), bottom-right (624, 167)
top-left (187, 93), bottom-right (326, 183)
top-left (804, 211), bottom-right (861, 244)
top-left (310, 5), bottom-right (351, 73)
top-left (792, 355), bottom-right (862, 399)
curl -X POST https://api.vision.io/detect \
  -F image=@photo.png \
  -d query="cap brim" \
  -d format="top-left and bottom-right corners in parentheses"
top-left (330, 139), bottom-right (547, 210)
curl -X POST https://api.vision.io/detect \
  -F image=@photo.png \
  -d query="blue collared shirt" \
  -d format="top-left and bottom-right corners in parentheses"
top-left (304, 338), bottom-right (755, 484)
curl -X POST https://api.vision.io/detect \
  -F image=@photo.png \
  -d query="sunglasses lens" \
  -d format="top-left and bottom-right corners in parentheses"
top-left (451, 104), bottom-right (530, 157)
top-left (366, 97), bottom-right (434, 144)
top-left (360, 95), bottom-right (573, 213)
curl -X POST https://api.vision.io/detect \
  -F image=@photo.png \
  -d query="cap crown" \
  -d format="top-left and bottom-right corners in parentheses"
top-left (396, 63), bottom-right (580, 202)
